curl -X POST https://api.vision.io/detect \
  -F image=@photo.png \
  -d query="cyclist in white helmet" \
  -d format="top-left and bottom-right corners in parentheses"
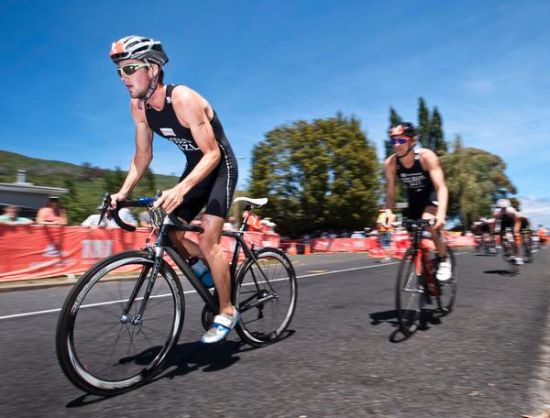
top-left (492, 198), bottom-right (523, 265)
top-left (108, 35), bottom-right (240, 343)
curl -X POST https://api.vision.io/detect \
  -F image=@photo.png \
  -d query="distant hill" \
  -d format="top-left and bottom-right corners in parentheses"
top-left (0, 150), bottom-right (178, 189)
top-left (0, 150), bottom-right (179, 224)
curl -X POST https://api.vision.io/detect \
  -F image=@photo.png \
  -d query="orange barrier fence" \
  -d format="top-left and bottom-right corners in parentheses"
top-left (311, 237), bottom-right (379, 253)
top-left (282, 232), bottom-right (479, 259)
top-left (0, 225), bottom-right (280, 282)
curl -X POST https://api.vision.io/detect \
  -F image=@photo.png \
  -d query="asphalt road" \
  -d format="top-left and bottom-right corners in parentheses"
top-left (1, 248), bottom-right (549, 418)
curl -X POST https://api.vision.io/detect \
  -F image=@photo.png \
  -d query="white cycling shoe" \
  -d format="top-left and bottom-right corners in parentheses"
top-left (201, 308), bottom-right (240, 344)
top-left (436, 260), bottom-right (452, 282)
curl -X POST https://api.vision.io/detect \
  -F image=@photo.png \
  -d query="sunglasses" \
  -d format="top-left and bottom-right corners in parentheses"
top-left (116, 63), bottom-right (150, 77)
top-left (390, 136), bottom-right (411, 145)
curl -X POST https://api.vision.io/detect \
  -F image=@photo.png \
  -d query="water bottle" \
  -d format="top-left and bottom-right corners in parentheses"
top-left (189, 258), bottom-right (214, 288)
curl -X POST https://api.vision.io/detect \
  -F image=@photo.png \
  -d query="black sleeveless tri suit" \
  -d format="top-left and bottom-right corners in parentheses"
top-left (395, 150), bottom-right (438, 219)
top-left (145, 84), bottom-right (238, 222)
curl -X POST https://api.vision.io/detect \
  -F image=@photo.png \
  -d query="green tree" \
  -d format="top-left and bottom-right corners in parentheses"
top-left (385, 107), bottom-right (403, 158)
top-left (384, 107), bottom-right (406, 206)
top-left (430, 107), bottom-right (447, 156)
top-left (61, 178), bottom-right (89, 224)
top-left (249, 113), bottom-right (379, 237)
top-left (104, 166), bottom-right (125, 194)
top-left (134, 167), bottom-right (156, 196)
top-left (417, 97), bottom-right (430, 149)
top-left (440, 136), bottom-right (516, 229)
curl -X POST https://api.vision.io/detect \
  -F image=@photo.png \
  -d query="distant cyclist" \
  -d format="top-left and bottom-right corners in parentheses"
top-left (492, 198), bottom-right (523, 265)
top-left (535, 224), bottom-right (548, 246)
top-left (108, 35), bottom-right (239, 343)
top-left (383, 122), bottom-right (451, 281)
top-left (473, 217), bottom-right (496, 253)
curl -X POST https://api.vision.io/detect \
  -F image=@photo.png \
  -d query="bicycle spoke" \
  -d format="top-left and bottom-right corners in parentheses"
top-left (57, 252), bottom-right (184, 395)
top-left (235, 249), bottom-right (297, 346)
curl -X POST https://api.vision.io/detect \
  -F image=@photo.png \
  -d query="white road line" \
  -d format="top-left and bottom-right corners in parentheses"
top-left (0, 252), bottom-right (469, 321)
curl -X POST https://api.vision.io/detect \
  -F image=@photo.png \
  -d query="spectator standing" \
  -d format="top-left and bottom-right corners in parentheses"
top-left (36, 196), bottom-right (68, 225)
top-left (376, 208), bottom-right (395, 262)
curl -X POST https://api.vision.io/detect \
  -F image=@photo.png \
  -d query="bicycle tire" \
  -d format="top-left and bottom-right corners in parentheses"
top-left (395, 248), bottom-right (424, 336)
top-left (234, 247), bottom-right (297, 346)
top-left (436, 246), bottom-right (457, 314)
top-left (522, 239), bottom-right (533, 263)
top-left (55, 250), bottom-right (184, 396)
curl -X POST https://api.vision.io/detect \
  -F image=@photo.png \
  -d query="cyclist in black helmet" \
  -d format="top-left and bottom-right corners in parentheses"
top-left (383, 122), bottom-right (451, 281)
top-left (108, 35), bottom-right (239, 343)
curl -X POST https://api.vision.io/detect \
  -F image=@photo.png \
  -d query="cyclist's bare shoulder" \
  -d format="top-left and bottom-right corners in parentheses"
top-left (171, 85), bottom-right (213, 122)
top-left (418, 148), bottom-right (440, 169)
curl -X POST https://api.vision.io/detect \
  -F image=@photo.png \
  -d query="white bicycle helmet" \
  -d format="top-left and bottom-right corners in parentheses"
top-left (496, 198), bottom-right (511, 208)
top-left (109, 35), bottom-right (168, 66)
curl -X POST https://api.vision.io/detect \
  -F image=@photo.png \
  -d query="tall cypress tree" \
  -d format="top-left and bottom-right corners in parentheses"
top-left (417, 97), bottom-right (430, 149)
top-left (430, 107), bottom-right (447, 156)
top-left (385, 107), bottom-right (403, 157)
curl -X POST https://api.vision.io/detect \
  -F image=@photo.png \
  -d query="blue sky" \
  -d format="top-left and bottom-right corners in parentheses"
top-left (1, 0), bottom-right (549, 225)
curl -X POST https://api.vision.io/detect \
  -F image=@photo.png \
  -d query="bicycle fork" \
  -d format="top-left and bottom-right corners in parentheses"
top-left (120, 248), bottom-right (164, 329)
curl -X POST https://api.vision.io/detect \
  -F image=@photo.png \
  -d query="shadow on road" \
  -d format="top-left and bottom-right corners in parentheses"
top-left (484, 269), bottom-right (517, 276)
top-left (65, 330), bottom-right (296, 406)
top-left (369, 309), bottom-right (445, 343)
top-left (369, 309), bottom-right (399, 326)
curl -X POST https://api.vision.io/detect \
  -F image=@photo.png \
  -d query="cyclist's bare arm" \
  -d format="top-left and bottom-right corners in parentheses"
top-left (420, 149), bottom-right (448, 228)
top-left (510, 208), bottom-right (522, 234)
top-left (154, 86), bottom-right (221, 214)
top-left (383, 154), bottom-right (397, 211)
top-left (112, 100), bottom-right (153, 207)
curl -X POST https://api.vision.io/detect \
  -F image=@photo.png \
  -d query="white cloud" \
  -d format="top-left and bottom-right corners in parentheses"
top-left (519, 196), bottom-right (550, 227)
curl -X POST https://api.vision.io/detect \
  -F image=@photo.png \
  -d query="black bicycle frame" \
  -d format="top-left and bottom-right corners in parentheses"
top-left (121, 202), bottom-right (274, 319)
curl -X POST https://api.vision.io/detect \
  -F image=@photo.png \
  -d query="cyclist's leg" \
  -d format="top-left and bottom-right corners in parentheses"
top-left (201, 166), bottom-right (237, 317)
top-left (199, 214), bottom-right (233, 316)
top-left (422, 205), bottom-right (452, 281)
top-left (198, 166), bottom-right (239, 343)
top-left (168, 193), bottom-right (207, 259)
top-left (421, 205), bottom-right (446, 257)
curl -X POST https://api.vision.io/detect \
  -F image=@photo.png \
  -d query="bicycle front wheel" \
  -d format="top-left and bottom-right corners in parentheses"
top-left (55, 250), bottom-right (184, 396)
top-left (234, 248), bottom-right (297, 346)
top-left (395, 248), bottom-right (424, 336)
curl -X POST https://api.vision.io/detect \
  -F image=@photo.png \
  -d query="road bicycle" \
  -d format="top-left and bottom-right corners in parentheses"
top-left (56, 194), bottom-right (297, 396)
top-left (499, 228), bottom-right (520, 274)
top-left (520, 229), bottom-right (533, 263)
top-left (474, 232), bottom-right (497, 256)
top-left (395, 219), bottom-right (457, 336)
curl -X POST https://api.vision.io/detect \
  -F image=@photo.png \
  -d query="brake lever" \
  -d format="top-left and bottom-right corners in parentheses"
top-left (98, 192), bottom-right (112, 226)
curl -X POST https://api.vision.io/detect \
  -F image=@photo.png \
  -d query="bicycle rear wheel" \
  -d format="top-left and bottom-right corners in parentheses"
top-left (395, 248), bottom-right (424, 336)
top-left (522, 238), bottom-right (533, 263)
top-left (234, 248), bottom-right (297, 346)
top-left (502, 239), bottom-right (519, 274)
top-left (55, 250), bottom-right (184, 396)
top-left (436, 247), bottom-right (457, 314)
